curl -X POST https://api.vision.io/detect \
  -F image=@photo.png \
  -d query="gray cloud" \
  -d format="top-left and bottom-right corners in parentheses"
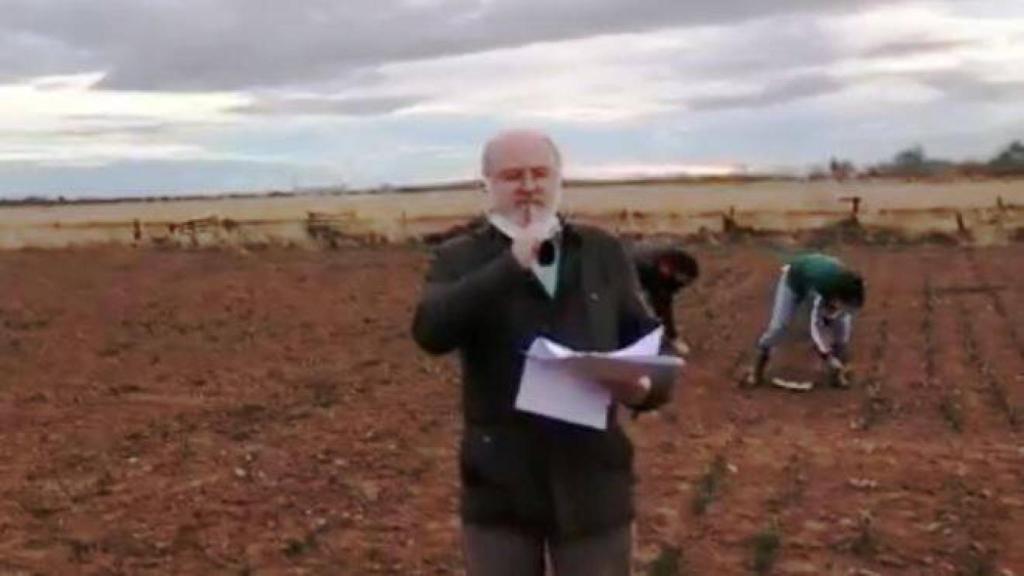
top-left (670, 19), bottom-right (982, 86)
top-left (6, 117), bottom-right (220, 138)
top-left (58, 123), bottom-right (196, 137)
top-left (0, 0), bottom-right (897, 91)
top-left (915, 69), bottom-right (1024, 101)
top-left (22, 124), bottom-right (170, 138)
top-left (0, 28), bottom-right (94, 82)
top-left (230, 95), bottom-right (423, 116)
top-left (67, 113), bottom-right (167, 123)
top-left (860, 38), bottom-right (975, 59)
top-left (686, 72), bottom-right (846, 110)
top-left (677, 16), bottom-right (843, 79)
top-left (0, 157), bottom-right (340, 197)
top-left (683, 65), bottom-right (1024, 112)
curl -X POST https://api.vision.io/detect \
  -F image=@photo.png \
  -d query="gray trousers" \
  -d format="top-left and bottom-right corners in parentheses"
top-left (462, 524), bottom-right (631, 576)
top-left (758, 266), bottom-right (851, 353)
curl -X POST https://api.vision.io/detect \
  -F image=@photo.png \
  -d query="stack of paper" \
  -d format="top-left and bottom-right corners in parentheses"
top-left (514, 328), bottom-right (684, 430)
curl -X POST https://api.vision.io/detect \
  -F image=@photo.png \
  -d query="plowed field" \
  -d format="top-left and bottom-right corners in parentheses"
top-left (0, 242), bottom-right (1021, 575)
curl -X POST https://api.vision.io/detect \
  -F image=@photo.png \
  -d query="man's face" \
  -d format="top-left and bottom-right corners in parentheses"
top-left (658, 260), bottom-right (693, 287)
top-left (483, 133), bottom-right (561, 228)
top-left (822, 299), bottom-right (853, 318)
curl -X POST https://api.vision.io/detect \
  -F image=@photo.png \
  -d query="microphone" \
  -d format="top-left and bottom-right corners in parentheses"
top-left (537, 239), bottom-right (555, 266)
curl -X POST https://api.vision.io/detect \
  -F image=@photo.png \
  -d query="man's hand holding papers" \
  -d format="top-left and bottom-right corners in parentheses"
top-left (515, 327), bottom-right (683, 429)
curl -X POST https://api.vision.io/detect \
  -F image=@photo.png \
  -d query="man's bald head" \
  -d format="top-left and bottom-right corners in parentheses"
top-left (481, 129), bottom-right (562, 178)
top-left (480, 129), bottom-right (564, 230)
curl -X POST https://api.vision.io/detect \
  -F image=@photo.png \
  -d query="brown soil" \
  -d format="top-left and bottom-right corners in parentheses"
top-left (0, 243), bottom-right (1021, 575)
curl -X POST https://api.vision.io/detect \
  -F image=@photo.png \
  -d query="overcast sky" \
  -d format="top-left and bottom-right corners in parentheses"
top-left (2, 0), bottom-right (1023, 197)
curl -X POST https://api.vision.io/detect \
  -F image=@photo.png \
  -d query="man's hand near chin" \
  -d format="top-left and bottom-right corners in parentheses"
top-left (510, 232), bottom-right (542, 269)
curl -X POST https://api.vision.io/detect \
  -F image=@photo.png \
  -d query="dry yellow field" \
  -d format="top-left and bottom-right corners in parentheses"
top-left (1, 179), bottom-right (1022, 249)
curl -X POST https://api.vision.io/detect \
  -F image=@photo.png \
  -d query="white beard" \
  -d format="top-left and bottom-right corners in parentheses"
top-left (484, 181), bottom-right (563, 240)
top-left (486, 210), bottom-right (561, 241)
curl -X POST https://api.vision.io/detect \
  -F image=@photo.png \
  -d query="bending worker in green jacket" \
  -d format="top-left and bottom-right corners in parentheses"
top-left (747, 252), bottom-right (865, 388)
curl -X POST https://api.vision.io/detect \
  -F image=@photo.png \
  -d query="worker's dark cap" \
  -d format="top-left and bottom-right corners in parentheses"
top-left (833, 272), bottom-right (865, 308)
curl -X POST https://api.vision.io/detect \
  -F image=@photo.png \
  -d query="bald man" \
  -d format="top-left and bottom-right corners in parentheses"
top-left (412, 129), bottom-right (677, 575)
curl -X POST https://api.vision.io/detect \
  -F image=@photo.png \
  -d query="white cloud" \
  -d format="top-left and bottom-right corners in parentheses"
top-left (0, 73), bottom-right (244, 126)
top-left (826, 3), bottom-right (1024, 78)
top-left (568, 161), bottom-right (745, 179)
top-left (379, 32), bottom-right (692, 123)
top-left (0, 142), bottom-right (209, 167)
top-left (0, 72), bottom-right (246, 167)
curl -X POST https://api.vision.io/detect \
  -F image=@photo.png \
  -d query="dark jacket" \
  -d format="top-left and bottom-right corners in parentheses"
top-left (632, 244), bottom-right (695, 341)
top-left (412, 221), bottom-right (674, 540)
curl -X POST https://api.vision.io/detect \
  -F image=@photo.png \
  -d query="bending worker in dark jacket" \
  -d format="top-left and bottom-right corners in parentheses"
top-left (412, 129), bottom-right (677, 576)
top-left (632, 243), bottom-right (699, 354)
top-left (747, 252), bottom-right (865, 388)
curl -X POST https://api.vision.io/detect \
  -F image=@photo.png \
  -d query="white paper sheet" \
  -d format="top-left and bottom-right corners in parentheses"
top-left (514, 327), bottom-right (683, 429)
